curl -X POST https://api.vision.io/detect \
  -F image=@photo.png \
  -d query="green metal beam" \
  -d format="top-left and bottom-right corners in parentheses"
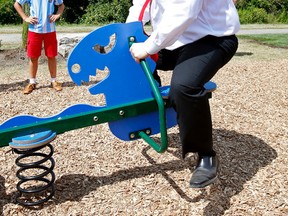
top-left (0, 98), bottom-right (171, 148)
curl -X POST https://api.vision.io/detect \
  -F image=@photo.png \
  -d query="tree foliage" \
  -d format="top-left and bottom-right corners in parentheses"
top-left (236, 0), bottom-right (288, 23)
top-left (237, 0), bottom-right (288, 12)
top-left (61, 0), bottom-right (90, 23)
top-left (80, 0), bottom-right (131, 25)
top-left (0, 0), bottom-right (21, 24)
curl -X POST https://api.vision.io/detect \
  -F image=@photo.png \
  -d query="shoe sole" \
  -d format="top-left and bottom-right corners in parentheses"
top-left (23, 88), bottom-right (35, 94)
top-left (23, 84), bottom-right (36, 94)
top-left (189, 176), bottom-right (218, 189)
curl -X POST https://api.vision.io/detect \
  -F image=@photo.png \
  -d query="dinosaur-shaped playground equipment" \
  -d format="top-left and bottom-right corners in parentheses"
top-left (0, 22), bottom-right (216, 206)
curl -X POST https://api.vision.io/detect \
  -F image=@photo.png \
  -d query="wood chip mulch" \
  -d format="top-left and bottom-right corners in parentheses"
top-left (0, 38), bottom-right (287, 215)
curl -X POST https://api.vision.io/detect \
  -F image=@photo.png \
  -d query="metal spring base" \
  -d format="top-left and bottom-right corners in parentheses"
top-left (9, 130), bottom-right (56, 206)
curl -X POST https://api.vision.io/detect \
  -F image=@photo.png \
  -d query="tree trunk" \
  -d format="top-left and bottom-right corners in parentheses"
top-left (22, 3), bottom-right (29, 50)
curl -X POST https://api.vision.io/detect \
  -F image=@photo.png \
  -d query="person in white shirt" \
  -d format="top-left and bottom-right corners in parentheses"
top-left (127, 0), bottom-right (240, 188)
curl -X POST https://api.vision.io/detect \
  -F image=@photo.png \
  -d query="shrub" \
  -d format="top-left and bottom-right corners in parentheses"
top-left (0, 0), bottom-right (21, 24)
top-left (80, 0), bottom-right (132, 25)
top-left (276, 10), bottom-right (288, 23)
top-left (61, 0), bottom-right (90, 23)
top-left (238, 7), bottom-right (269, 24)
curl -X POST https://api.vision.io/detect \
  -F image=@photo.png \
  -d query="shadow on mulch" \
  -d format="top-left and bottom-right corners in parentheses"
top-left (0, 129), bottom-right (277, 215)
top-left (235, 51), bottom-right (253, 57)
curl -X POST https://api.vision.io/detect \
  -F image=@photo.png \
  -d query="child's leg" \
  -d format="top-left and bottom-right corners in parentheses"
top-left (44, 32), bottom-right (62, 91)
top-left (23, 57), bottom-right (39, 94)
top-left (43, 32), bottom-right (58, 80)
top-left (27, 31), bottom-right (42, 83)
top-left (48, 57), bottom-right (57, 79)
top-left (28, 57), bottom-right (39, 83)
top-left (48, 56), bottom-right (62, 91)
top-left (23, 32), bottom-right (42, 94)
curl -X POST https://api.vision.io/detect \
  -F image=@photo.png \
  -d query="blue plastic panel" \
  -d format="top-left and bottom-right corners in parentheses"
top-left (67, 22), bottom-right (178, 140)
top-left (0, 104), bottom-right (103, 130)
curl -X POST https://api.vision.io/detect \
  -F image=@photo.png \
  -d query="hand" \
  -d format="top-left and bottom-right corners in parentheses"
top-left (24, 16), bottom-right (38, 24)
top-left (49, 14), bottom-right (61, 23)
top-left (129, 43), bottom-right (149, 63)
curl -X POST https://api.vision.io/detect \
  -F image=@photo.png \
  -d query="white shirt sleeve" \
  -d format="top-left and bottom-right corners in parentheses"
top-left (144, 0), bottom-right (204, 54)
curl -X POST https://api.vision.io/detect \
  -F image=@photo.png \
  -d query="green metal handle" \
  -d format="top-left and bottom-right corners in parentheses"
top-left (129, 36), bottom-right (168, 153)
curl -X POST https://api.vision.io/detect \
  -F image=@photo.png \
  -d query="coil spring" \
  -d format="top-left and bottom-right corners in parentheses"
top-left (13, 144), bottom-right (55, 206)
top-left (9, 130), bottom-right (56, 206)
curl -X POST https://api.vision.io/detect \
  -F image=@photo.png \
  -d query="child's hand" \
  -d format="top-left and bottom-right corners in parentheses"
top-left (49, 14), bottom-right (61, 23)
top-left (24, 16), bottom-right (38, 24)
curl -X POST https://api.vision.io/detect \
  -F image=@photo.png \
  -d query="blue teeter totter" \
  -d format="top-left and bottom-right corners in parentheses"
top-left (0, 21), bottom-right (216, 206)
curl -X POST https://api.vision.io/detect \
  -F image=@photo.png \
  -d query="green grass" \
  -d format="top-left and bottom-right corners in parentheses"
top-left (239, 24), bottom-right (288, 30)
top-left (0, 24), bottom-right (22, 33)
top-left (1, 24), bottom-right (288, 48)
top-left (0, 24), bottom-right (100, 33)
top-left (238, 34), bottom-right (288, 48)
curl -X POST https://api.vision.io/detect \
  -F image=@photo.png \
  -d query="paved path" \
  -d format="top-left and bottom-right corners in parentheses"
top-left (1, 28), bottom-right (288, 44)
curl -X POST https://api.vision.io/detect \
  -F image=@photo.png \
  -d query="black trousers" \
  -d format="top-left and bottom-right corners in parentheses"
top-left (153, 35), bottom-right (238, 158)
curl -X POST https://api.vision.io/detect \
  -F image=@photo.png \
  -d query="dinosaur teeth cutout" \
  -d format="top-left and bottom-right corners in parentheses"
top-left (95, 67), bottom-right (109, 82)
top-left (93, 33), bottom-right (116, 54)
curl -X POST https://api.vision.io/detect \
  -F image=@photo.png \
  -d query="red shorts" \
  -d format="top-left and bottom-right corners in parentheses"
top-left (27, 31), bottom-right (58, 58)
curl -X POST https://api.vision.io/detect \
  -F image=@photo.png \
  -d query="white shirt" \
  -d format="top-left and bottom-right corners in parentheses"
top-left (16, 0), bottom-right (63, 33)
top-left (126, 0), bottom-right (240, 54)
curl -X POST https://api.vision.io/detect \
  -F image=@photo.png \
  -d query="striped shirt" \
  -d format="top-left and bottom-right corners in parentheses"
top-left (16, 0), bottom-right (63, 33)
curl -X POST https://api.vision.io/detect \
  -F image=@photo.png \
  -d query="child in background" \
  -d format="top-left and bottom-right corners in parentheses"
top-left (14, 0), bottom-right (65, 94)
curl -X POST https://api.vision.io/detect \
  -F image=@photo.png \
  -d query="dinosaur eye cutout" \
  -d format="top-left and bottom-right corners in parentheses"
top-left (93, 33), bottom-right (116, 54)
top-left (71, 63), bottom-right (81, 73)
